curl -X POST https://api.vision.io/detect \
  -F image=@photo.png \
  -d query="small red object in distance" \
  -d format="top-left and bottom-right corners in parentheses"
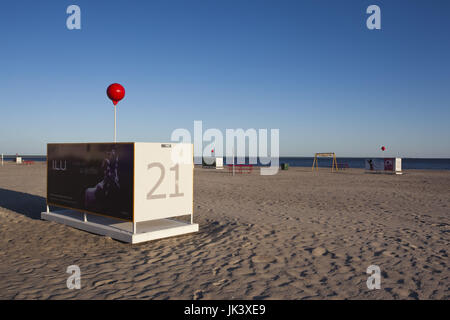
top-left (107, 83), bottom-right (125, 105)
top-left (381, 146), bottom-right (386, 151)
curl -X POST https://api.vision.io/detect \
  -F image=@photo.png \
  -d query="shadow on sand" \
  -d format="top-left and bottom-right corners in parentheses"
top-left (0, 188), bottom-right (46, 220)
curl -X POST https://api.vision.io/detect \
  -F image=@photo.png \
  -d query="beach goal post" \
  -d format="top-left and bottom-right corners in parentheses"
top-left (312, 153), bottom-right (338, 172)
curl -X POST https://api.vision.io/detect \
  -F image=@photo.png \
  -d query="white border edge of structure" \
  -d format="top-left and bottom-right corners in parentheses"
top-left (41, 210), bottom-right (198, 244)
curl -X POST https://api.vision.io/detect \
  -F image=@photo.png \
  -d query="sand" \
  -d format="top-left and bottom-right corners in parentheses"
top-left (0, 162), bottom-right (448, 299)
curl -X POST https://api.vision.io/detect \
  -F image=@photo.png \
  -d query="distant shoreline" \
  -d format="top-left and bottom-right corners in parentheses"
top-left (2, 156), bottom-right (449, 170)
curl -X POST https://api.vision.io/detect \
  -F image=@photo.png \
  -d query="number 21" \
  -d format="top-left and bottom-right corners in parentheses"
top-left (146, 162), bottom-right (184, 200)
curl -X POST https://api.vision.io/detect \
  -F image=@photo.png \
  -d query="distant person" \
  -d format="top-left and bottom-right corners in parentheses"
top-left (367, 159), bottom-right (374, 171)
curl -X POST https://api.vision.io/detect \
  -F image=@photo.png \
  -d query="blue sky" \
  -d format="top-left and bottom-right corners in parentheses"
top-left (1, 0), bottom-right (449, 157)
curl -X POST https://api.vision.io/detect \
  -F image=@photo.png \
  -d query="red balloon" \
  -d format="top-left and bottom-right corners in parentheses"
top-left (107, 83), bottom-right (125, 105)
top-left (381, 146), bottom-right (386, 151)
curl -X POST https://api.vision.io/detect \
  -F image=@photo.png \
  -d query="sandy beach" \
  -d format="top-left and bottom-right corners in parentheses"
top-left (0, 162), bottom-right (448, 300)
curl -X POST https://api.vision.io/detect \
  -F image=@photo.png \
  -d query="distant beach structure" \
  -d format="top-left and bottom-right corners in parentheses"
top-left (202, 157), bottom-right (224, 169)
top-left (365, 158), bottom-right (402, 174)
top-left (15, 154), bottom-right (22, 164)
top-left (312, 153), bottom-right (339, 172)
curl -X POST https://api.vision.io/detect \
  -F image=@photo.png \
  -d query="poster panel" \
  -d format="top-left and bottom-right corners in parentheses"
top-left (365, 158), bottom-right (385, 171)
top-left (365, 158), bottom-right (396, 172)
top-left (384, 158), bottom-right (394, 171)
top-left (47, 143), bottom-right (134, 221)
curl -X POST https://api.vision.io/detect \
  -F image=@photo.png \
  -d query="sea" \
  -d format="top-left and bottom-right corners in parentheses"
top-left (5, 155), bottom-right (450, 170)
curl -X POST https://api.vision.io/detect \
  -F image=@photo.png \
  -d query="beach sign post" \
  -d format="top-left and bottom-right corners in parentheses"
top-left (107, 83), bottom-right (125, 143)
